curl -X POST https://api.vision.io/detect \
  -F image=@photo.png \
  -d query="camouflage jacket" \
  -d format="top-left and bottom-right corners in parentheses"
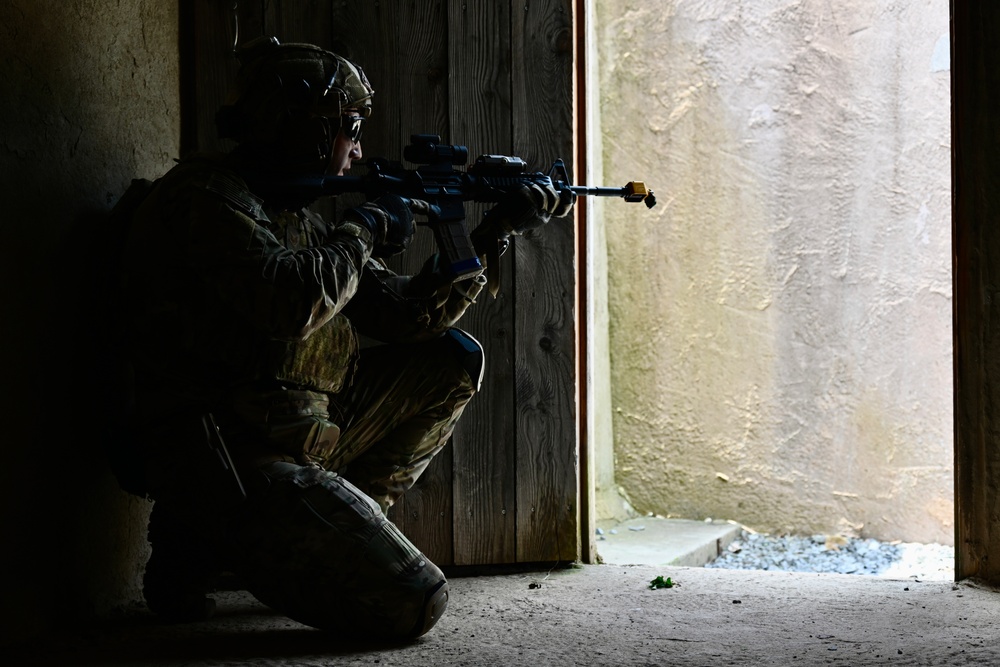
top-left (122, 153), bottom-right (485, 415)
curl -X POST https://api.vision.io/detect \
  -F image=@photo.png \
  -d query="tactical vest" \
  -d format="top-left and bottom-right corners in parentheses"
top-left (122, 155), bottom-right (360, 409)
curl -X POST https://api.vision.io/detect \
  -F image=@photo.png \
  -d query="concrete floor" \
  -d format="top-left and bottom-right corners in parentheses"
top-left (6, 521), bottom-right (994, 666)
top-left (7, 565), bottom-right (1000, 666)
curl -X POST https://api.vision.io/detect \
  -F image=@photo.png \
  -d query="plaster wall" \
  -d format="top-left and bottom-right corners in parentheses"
top-left (0, 0), bottom-right (179, 643)
top-left (592, 0), bottom-right (953, 543)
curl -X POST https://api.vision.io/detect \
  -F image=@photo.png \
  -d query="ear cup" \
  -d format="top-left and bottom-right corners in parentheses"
top-left (277, 111), bottom-right (334, 164)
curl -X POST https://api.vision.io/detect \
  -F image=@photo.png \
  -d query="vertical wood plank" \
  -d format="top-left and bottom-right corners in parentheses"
top-left (370, 0), bottom-right (450, 278)
top-left (385, 3), bottom-right (455, 565)
top-left (382, 3), bottom-right (455, 566)
top-left (327, 2), bottom-right (398, 163)
top-left (181, 0), bottom-right (263, 156)
top-left (511, 0), bottom-right (579, 562)
top-left (952, 0), bottom-right (1000, 583)
top-left (325, 3), bottom-right (456, 564)
top-left (447, 0), bottom-right (519, 565)
top-left (266, 0), bottom-right (334, 48)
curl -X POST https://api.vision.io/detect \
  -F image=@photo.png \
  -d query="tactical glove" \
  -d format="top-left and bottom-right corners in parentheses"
top-left (403, 254), bottom-right (487, 330)
top-left (343, 194), bottom-right (416, 256)
top-left (486, 180), bottom-right (576, 236)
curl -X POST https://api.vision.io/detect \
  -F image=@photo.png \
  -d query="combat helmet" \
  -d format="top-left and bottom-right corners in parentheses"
top-left (216, 36), bottom-right (374, 170)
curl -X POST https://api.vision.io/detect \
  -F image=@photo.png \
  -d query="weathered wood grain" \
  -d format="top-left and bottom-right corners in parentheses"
top-left (511, 0), bottom-right (578, 562)
top-left (181, 0), bottom-right (259, 156)
top-left (264, 0), bottom-right (334, 48)
top-left (357, 3), bottom-right (456, 565)
top-left (445, 0), bottom-right (521, 566)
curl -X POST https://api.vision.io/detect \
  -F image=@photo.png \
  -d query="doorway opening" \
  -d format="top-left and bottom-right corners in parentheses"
top-left (583, 2), bottom-right (954, 580)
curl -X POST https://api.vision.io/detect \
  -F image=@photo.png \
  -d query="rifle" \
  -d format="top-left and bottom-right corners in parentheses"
top-left (294, 134), bottom-right (656, 287)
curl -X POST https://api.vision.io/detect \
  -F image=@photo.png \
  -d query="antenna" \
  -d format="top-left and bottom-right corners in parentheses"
top-left (230, 2), bottom-right (240, 54)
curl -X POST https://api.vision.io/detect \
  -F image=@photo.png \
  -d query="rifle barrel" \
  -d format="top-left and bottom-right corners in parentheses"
top-left (566, 185), bottom-right (628, 197)
top-left (566, 181), bottom-right (656, 207)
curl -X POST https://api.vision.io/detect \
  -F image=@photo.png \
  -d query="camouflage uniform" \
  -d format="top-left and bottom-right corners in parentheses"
top-left (122, 151), bottom-right (485, 637)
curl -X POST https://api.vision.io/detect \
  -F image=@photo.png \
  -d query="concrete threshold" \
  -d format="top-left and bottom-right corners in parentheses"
top-left (596, 516), bottom-right (741, 567)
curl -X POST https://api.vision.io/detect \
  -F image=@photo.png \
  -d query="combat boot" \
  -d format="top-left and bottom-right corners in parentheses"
top-left (143, 503), bottom-right (222, 622)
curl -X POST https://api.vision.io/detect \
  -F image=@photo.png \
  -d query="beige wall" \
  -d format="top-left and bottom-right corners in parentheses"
top-left (592, 1), bottom-right (953, 543)
top-left (0, 0), bottom-right (178, 643)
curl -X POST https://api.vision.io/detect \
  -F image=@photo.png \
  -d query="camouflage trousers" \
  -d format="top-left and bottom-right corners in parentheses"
top-left (138, 329), bottom-right (482, 638)
top-left (325, 329), bottom-right (483, 511)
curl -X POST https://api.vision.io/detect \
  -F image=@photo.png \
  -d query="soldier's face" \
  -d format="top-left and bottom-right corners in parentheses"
top-left (328, 114), bottom-right (364, 176)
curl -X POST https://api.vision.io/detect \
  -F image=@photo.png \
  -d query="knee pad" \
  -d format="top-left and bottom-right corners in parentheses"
top-left (444, 328), bottom-right (485, 391)
top-left (233, 462), bottom-right (448, 638)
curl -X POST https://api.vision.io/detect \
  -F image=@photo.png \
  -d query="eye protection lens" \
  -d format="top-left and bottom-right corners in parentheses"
top-left (341, 115), bottom-right (364, 143)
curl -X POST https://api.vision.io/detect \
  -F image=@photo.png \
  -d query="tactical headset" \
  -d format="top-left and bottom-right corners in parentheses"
top-left (215, 37), bottom-right (373, 168)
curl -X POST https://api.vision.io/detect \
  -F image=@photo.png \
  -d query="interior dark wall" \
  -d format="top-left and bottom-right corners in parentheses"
top-left (0, 1), bottom-right (180, 646)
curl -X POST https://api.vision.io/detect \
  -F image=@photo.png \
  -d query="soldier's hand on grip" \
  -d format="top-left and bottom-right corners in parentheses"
top-left (343, 194), bottom-right (416, 256)
top-left (487, 180), bottom-right (576, 236)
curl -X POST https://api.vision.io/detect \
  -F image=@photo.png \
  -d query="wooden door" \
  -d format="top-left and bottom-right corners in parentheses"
top-left (180, 0), bottom-right (580, 567)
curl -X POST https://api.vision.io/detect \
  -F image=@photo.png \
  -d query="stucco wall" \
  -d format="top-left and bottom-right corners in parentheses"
top-left (593, 1), bottom-right (952, 544)
top-left (0, 0), bottom-right (179, 643)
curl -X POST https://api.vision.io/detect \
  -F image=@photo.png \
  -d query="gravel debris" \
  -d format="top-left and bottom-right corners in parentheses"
top-left (705, 530), bottom-right (955, 580)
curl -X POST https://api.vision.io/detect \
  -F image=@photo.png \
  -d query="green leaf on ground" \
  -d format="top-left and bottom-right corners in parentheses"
top-left (649, 575), bottom-right (676, 589)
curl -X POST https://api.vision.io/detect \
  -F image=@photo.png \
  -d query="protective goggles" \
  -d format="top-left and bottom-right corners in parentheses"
top-left (341, 115), bottom-right (365, 143)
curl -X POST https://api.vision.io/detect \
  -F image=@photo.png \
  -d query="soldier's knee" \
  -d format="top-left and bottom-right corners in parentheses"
top-left (363, 520), bottom-right (450, 638)
top-left (443, 327), bottom-right (484, 391)
top-left (234, 462), bottom-right (449, 638)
